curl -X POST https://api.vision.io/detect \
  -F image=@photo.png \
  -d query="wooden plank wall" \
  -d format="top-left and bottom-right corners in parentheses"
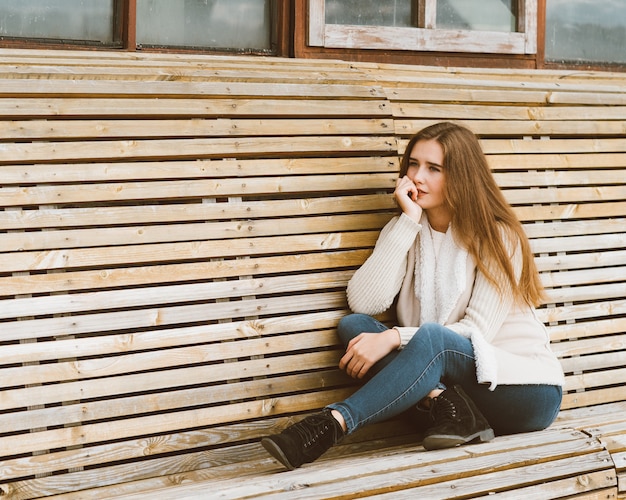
top-left (0, 50), bottom-right (400, 498)
top-left (0, 50), bottom-right (624, 499)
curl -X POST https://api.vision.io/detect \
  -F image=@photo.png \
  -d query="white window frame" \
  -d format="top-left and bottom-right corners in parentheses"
top-left (309, 0), bottom-right (537, 55)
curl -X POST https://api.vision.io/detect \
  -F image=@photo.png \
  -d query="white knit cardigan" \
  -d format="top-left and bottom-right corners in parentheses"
top-left (346, 213), bottom-right (564, 390)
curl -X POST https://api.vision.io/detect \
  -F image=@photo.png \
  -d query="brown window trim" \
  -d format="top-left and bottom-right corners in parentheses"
top-left (0, 0), bottom-right (293, 57)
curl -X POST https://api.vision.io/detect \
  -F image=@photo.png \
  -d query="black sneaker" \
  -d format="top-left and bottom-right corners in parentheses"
top-left (422, 385), bottom-right (494, 450)
top-left (261, 409), bottom-right (344, 470)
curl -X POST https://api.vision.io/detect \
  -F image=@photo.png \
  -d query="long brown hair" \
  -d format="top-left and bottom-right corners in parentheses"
top-left (400, 122), bottom-right (545, 306)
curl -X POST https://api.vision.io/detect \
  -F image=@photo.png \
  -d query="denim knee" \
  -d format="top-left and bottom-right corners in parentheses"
top-left (337, 313), bottom-right (386, 346)
top-left (404, 322), bottom-right (444, 350)
top-left (337, 313), bottom-right (363, 345)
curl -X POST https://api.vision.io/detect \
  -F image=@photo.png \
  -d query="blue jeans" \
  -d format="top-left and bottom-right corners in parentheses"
top-left (328, 314), bottom-right (562, 436)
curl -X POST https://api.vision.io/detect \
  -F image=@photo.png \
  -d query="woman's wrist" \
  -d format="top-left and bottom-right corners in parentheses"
top-left (385, 328), bottom-right (402, 350)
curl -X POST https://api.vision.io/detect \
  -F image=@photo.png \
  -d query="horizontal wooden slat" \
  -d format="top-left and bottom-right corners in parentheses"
top-left (545, 282), bottom-right (626, 304)
top-left (0, 230), bottom-right (382, 274)
top-left (0, 118), bottom-right (395, 141)
top-left (548, 317), bottom-right (626, 342)
top-left (0, 173), bottom-right (396, 207)
top-left (0, 98), bottom-right (392, 118)
top-left (398, 137), bottom-right (626, 155)
top-left (0, 350), bottom-right (344, 412)
top-left (0, 79), bottom-right (388, 98)
top-left (505, 185), bottom-right (626, 205)
top-left (0, 195), bottom-right (396, 232)
top-left (531, 233), bottom-right (626, 254)
top-left (542, 266), bottom-right (626, 288)
top-left (0, 329), bottom-right (346, 389)
top-left (562, 386), bottom-right (626, 410)
top-left (398, 119), bottom-right (626, 137)
top-left (0, 157), bottom-right (399, 185)
top-left (497, 170), bottom-right (626, 187)
top-left (488, 152), bottom-right (626, 170)
top-left (0, 135), bottom-right (397, 165)
top-left (0, 291), bottom-right (348, 342)
top-left (524, 219), bottom-right (625, 239)
top-left (0, 249), bottom-right (370, 296)
top-left (391, 102), bottom-right (626, 121)
top-left (537, 298), bottom-right (626, 324)
top-left (515, 202), bottom-right (626, 222)
top-left (1, 270), bottom-right (353, 320)
top-left (0, 310), bottom-right (346, 365)
top-left (0, 213), bottom-right (392, 254)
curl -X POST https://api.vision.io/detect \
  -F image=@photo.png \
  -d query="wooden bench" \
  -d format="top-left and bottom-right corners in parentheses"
top-left (0, 49), bottom-right (625, 499)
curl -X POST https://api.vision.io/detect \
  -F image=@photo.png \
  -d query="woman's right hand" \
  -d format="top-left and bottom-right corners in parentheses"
top-left (394, 176), bottom-right (422, 222)
top-left (339, 329), bottom-right (400, 379)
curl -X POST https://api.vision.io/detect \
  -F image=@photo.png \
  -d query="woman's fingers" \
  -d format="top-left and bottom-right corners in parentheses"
top-left (394, 176), bottom-right (422, 222)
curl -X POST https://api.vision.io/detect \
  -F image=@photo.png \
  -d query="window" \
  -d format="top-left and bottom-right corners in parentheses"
top-left (310, 0), bottom-right (537, 54)
top-left (0, 0), bottom-right (121, 46)
top-left (545, 0), bottom-right (626, 65)
top-left (136, 0), bottom-right (276, 52)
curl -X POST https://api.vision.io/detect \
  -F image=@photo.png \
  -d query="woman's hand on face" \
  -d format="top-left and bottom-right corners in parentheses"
top-left (339, 329), bottom-right (400, 379)
top-left (394, 176), bottom-right (422, 222)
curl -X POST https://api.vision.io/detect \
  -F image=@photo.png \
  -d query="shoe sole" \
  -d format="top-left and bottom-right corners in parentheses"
top-left (422, 428), bottom-right (495, 451)
top-left (261, 437), bottom-right (297, 471)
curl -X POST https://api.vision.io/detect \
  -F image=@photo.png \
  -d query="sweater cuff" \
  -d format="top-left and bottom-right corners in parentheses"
top-left (395, 212), bottom-right (422, 235)
top-left (394, 326), bottom-right (418, 349)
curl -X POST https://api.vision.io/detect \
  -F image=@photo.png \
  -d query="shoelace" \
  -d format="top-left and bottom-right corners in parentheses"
top-left (291, 413), bottom-right (337, 449)
top-left (430, 395), bottom-right (459, 423)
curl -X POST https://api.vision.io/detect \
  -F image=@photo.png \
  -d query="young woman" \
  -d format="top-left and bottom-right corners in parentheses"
top-left (261, 122), bottom-right (564, 470)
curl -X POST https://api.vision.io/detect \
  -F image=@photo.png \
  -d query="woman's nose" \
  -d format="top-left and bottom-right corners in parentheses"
top-left (411, 165), bottom-right (424, 183)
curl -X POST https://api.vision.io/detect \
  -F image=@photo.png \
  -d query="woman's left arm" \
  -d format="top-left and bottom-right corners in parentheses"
top-left (447, 235), bottom-right (523, 342)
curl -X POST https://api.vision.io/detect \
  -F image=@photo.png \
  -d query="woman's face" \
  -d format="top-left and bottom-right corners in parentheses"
top-left (406, 139), bottom-right (448, 215)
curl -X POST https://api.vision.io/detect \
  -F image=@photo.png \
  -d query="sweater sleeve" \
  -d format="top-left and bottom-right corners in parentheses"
top-left (347, 213), bottom-right (421, 316)
top-left (446, 231), bottom-right (523, 343)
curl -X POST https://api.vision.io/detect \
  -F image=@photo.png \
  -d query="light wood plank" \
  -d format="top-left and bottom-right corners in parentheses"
top-left (488, 152), bottom-right (626, 170)
top-left (0, 291), bottom-right (348, 342)
top-left (390, 102), bottom-right (626, 120)
top-left (0, 213), bottom-right (392, 253)
top-left (0, 135), bottom-right (397, 166)
top-left (0, 310), bottom-right (347, 365)
top-left (0, 156), bottom-right (399, 185)
top-left (0, 231), bottom-right (381, 274)
top-left (0, 98), bottom-right (392, 118)
top-left (0, 249), bottom-right (370, 296)
top-left (0, 118), bottom-right (394, 141)
top-left (0, 79), bottom-right (388, 99)
top-left (0, 173), bottom-right (396, 207)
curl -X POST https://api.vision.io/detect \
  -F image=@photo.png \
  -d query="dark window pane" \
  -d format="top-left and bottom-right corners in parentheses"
top-left (546, 0), bottom-right (626, 64)
top-left (325, 0), bottom-right (414, 27)
top-left (0, 0), bottom-right (117, 44)
top-left (437, 0), bottom-right (517, 32)
top-left (136, 0), bottom-right (273, 51)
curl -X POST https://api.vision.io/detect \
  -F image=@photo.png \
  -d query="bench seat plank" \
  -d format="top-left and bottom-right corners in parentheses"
top-left (105, 429), bottom-right (613, 500)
